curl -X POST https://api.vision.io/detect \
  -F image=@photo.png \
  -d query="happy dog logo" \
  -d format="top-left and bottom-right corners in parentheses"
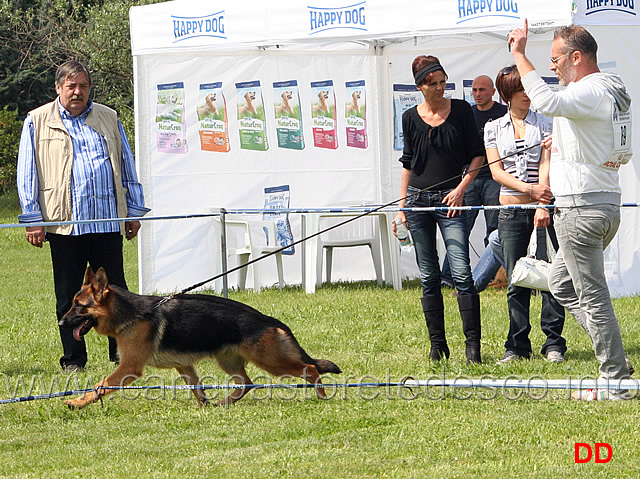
top-left (172, 10), bottom-right (226, 43)
top-left (308, 2), bottom-right (367, 35)
top-left (457, 0), bottom-right (520, 24)
top-left (585, 0), bottom-right (636, 16)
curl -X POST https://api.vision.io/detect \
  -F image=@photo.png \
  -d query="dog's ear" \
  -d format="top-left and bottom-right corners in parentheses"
top-left (84, 266), bottom-right (95, 285)
top-left (92, 267), bottom-right (110, 300)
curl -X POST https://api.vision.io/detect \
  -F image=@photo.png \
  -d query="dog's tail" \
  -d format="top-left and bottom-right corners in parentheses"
top-left (314, 359), bottom-right (342, 374)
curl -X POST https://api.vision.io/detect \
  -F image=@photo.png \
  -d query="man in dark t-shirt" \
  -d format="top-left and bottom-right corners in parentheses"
top-left (441, 75), bottom-right (506, 288)
top-left (468, 75), bottom-right (507, 244)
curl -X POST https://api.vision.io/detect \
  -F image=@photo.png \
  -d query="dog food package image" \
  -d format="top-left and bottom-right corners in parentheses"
top-left (392, 84), bottom-right (421, 151)
top-left (345, 80), bottom-right (367, 149)
top-left (310, 80), bottom-right (338, 150)
top-left (197, 82), bottom-right (230, 153)
top-left (235, 80), bottom-right (268, 151)
top-left (273, 80), bottom-right (304, 150)
top-left (156, 82), bottom-right (188, 154)
top-left (263, 185), bottom-right (295, 255)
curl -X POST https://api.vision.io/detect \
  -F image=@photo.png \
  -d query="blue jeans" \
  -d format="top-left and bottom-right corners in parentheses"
top-left (464, 176), bottom-right (501, 246)
top-left (405, 187), bottom-right (476, 297)
top-left (440, 177), bottom-right (500, 283)
top-left (498, 208), bottom-right (566, 357)
top-left (550, 202), bottom-right (629, 379)
top-left (474, 229), bottom-right (505, 292)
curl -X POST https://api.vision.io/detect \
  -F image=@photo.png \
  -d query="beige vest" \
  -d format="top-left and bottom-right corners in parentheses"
top-left (29, 100), bottom-right (128, 235)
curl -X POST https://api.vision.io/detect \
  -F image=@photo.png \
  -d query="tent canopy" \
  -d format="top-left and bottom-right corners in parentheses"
top-left (130, 0), bottom-right (640, 296)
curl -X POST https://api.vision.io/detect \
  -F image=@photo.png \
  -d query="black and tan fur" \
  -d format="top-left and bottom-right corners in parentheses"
top-left (59, 267), bottom-right (341, 409)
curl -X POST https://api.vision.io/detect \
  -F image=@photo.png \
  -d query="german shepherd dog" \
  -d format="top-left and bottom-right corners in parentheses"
top-left (59, 267), bottom-right (341, 409)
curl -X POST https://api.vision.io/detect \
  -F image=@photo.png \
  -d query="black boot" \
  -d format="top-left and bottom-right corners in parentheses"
top-left (458, 294), bottom-right (482, 364)
top-left (421, 295), bottom-right (450, 361)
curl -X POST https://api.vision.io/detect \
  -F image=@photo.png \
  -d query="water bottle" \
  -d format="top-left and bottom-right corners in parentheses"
top-left (394, 218), bottom-right (412, 250)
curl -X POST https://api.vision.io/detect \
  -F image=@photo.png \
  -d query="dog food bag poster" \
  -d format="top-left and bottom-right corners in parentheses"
top-left (262, 185), bottom-right (294, 255)
top-left (156, 82), bottom-right (188, 154)
top-left (392, 84), bottom-right (421, 151)
top-left (273, 80), bottom-right (304, 150)
top-left (463, 80), bottom-right (475, 106)
top-left (345, 80), bottom-right (367, 149)
top-left (444, 82), bottom-right (457, 99)
top-left (235, 81), bottom-right (268, 152)
top-left (310, 80), bottom-right (338, 150)
top-left (197, 82), bottom-right (230, 153)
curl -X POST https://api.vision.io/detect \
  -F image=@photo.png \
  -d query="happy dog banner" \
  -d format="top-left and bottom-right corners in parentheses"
top-left (345, 80), bottom-right (367, 149)
top-left (197, 82), bottom-right (230, 152)
top-left (310, 80), bottom-right (338, 150)
top-left (236, 80), bottom-right (268, 151)
top-left (156, 82), bottom-right (188, 154)
top-left (273, 80), bottom-right (304, 150)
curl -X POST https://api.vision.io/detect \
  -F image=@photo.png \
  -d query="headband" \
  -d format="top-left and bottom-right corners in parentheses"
top-left (414, 63), bottom-right (446, 86)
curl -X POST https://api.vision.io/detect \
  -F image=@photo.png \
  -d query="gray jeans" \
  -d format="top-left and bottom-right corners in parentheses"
top-left (549, 202), bottom-right (629, 380)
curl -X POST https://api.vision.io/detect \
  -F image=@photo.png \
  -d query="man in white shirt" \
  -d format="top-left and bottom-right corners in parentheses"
top-left (509, 21), bottom-right (633, 400)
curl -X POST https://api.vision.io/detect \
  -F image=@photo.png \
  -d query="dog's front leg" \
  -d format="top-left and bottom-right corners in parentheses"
top-left (63, 363), bottom-right (143, 410)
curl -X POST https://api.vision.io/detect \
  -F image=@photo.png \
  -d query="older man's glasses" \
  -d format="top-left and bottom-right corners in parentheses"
top-left (550, 52), bottom-right (572, 65)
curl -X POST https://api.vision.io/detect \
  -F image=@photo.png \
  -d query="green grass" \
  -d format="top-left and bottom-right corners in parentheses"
top-left (1, 197), bottom-right (640, 478)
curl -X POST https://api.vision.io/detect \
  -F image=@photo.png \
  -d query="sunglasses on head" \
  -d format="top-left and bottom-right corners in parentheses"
top-left (501, 65), bottom-right (516, 76)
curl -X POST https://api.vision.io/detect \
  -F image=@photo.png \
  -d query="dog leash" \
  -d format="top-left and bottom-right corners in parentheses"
top-left (154, 141), bottom-right (544, 306)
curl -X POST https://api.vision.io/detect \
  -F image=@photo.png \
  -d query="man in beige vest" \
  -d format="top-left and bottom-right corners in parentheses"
top-left (17, 60), bottom-right (149, 372)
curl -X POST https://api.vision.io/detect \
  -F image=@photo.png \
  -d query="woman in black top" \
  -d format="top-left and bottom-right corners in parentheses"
top-left (393, 55), bottom-right (485, 364)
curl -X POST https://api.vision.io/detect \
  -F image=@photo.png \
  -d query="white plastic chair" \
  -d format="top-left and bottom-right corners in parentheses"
top-left (316, 213), bottom-right (383, 286)
top-left (216, 217), bottom-right (285, 292)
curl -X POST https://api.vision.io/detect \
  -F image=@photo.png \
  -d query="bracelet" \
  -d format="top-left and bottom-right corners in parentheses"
top-left (529, 184), bottom-right (533, 199)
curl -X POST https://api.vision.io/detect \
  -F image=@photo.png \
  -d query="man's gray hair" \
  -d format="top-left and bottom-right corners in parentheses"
top-left (55, 60), bottom-right (92, 87)
top-left (553, 25), bottom-right (598, 63)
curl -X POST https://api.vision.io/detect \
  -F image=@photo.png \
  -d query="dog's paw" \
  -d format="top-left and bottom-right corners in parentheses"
top-left (63, 399), bottom-right (87, 410)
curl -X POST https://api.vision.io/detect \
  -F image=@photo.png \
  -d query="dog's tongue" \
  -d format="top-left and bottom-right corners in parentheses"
top-left (73, 323), bottom-right (85, 342)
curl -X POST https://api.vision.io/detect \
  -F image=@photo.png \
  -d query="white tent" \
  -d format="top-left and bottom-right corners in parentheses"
top-left (130, 0), bottom-right (640, 296)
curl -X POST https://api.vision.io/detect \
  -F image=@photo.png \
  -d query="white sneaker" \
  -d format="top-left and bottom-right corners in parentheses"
top-left (571, 389), bottom-right (633, 401)
top-left (546, 350), bottom-right (565, 363)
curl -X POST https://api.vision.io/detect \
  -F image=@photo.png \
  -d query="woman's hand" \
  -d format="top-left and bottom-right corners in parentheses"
top-left (534, 207), bottom-right (550, 228)
top-left (392, 212), bottom-right (407, 236)
top-left (443, 187), bottom-right (465, 218)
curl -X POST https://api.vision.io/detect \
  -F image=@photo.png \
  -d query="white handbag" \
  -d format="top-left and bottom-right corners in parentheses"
top-left (510, 228), bottom-right (555, 291)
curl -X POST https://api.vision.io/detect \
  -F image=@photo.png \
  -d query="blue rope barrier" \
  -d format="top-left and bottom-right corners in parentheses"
top-left (2, 378), bottom-right (639, 405)
top-left (3, 204), bottom-right (639, 230)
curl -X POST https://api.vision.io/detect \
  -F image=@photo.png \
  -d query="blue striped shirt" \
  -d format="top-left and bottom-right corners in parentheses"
top-left (17, 100), bottom-right (149, 235)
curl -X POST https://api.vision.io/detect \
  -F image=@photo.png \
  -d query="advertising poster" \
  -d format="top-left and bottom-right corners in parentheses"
top-left (197, 82), bottom-right (230, 152)
top-left (156, 82), bottom-right (188, 154)
top-left (310, 80), bottom-right (338, 149)
top-left (392, 84), bottom-right (421, 151)
top-left (463, 79), bottom-right (475, 106)
top-left (345, 80), bottom-right (367, 149)
top-left (444, 82), bottom-right (457, 99)
top-left (236, 80), bottom-right (268, 151)
top-left (273, 80), bottom-right (304, 150)
top-left (263, 185), bottom-right (294, 255)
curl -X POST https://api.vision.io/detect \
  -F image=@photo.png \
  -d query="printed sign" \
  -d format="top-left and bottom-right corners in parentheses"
top-left (345, 80), bottom-right (367, 149)
top-left (311, 80), bottom-right (338, 149)
top-left (392, 84), bottom-right (421, 151)
top-left (273, 80), bottom-right (304, 150)
top-left (156, 82), bottom-right (188, 154)
top-left (263, 185), bottom-right (295, 255)
top-left (236, 81), bottom-right (268, 151)
top-left (463, 79), bottom-right (475, 106)
top-left (197, 82), bottom-right (230, 152)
